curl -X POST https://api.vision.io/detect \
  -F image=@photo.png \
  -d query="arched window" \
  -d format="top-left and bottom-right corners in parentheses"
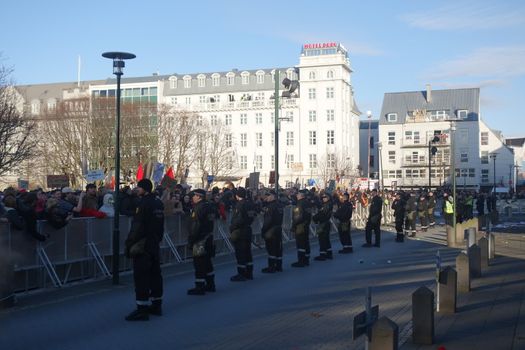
top-left (169, 76), bottom-right (177, 89)
top-left (212, 73), bottom-right (220, 87)
top-left (309, 71), bottom-right (316, 80)
top-left (183, 75), bottom-right (192, 88)
top-left (226, 72), bottom-right (235, 86)
top-left (197, 74), bottom-right (206, 88)
top-left (327, 70), bottom-right (334, 79)
top-left (241, 71), bottom-right (250, 85)
top-left (256, 70), bottom-right (265, 84)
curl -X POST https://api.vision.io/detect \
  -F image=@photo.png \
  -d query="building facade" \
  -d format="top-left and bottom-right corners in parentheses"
top-left (378, 85), bottom-right (515, 191)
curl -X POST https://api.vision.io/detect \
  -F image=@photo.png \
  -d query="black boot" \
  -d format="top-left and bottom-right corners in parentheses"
top-left (326, 250), bottom-right (333, 260)
top-left (274, 258), bottom-right (283, 272)
top-left (205, 275), bottom-right (216, 292)
top-left (125, 305), bottom-right (149, 321)
top-left (187, 282), bottom-right (206, 295)
top-left (262, 258), bottom-right (276, 273)
top-left (245, 264), bottom-right (254, 280)
top-left (148, 299), bottom-right (162, 316)
top-left (314, 254), bottom-right (327, 261)
top-left (396, 233), bottom-right (404, 242)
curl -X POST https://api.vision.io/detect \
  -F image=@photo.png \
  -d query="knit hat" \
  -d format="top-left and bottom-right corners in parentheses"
top-left (137, 179), bottom-right (153, 193)
top-left (236, 187), bottom-right (247, 199)
top-left (193, 189), bottom-right (206, 197)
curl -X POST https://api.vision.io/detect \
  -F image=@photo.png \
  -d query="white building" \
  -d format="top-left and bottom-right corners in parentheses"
top-left (378, 85), bottom-right (515, 191)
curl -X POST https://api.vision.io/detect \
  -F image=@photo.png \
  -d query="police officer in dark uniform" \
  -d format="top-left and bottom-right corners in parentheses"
top-left (229, 187), bottom-right (256, 281)
top-left (124, 179), bottom-right (165, 321)
top-left (405, 192), bottom-right (417, 236)
top-left (417, 194), bottom-right (429, 233)
top-left (261, 190), bottom-right (284, 273)
top-left (312, 193), bottom-right (334, 261)
top-left (187, 189), bottom-right (216, 295)
top-left (363, 189), bottom-right (382, 247)
top-left (333, 192), bottom-right (353, 253)
top-left (291, 189), bottom-right (312, 267)
top-left (427, 192), bottom-right (436, 227)
top-left (391, 192), bottom-right (406, 242)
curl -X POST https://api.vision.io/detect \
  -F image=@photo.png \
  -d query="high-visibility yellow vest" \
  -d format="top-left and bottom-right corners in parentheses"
top-left (445, 200), bottom-right (454, 214)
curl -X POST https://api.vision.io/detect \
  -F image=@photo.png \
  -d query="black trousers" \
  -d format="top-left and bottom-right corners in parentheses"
top-left (233, 238), bottom-right (253, 274)
top-left (295, 232), bottom-right (310, 262)
top-left (263, 228), bottom-right (282, 261)
top-left (338, 226), bottom-right (353, 249)
top-left (428, 209), bottom-right (435, 225)
top-left (419, 212), bottom-right (428, 229)
top-left (395, 219), bottom-right (404, 234)
top-left (317, 222), bottom-right (331, 255)
top-left (132, 253), bottom-right (163, 304)
top-left (193, 236), bottom-right (214, 284)
top-left (405, 212), bottom-right (416, 233)
top-left (365, 220), bottom-right (381, 245)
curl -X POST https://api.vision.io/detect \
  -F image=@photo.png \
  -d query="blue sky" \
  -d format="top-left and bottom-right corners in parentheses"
top-left (2, 0), bottom-right (524, 136)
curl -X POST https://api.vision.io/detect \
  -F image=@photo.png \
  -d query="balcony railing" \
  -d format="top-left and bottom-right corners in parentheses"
top-left (172, 98), bottom-right (298, 112)
top-left (405, 113), bottom-right (459, 123)
top-left (401, 158), bottom-right (450, 167)
top-left (401, 134), bottom-right (450, 147)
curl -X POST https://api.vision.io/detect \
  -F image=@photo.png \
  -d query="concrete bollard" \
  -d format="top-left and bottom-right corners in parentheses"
top-left (478, 237), bottom-right (489, 269)
top-left (412, 286), bottom-right (434, 345)
top-left (369, 316), bottom-right (399, 350)
top-left (456, 253), bottom-right (470, 293)
top-left (488, 233), bottom-right (495, 260)
top-left (465, 227), bottom-right (477, 248)
top-left (468, 244), bottom-right (481, 278)
top-left (438, 266), bottom-right (457, 314)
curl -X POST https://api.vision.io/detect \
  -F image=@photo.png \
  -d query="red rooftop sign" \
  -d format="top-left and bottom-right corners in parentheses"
top-left (303, 42), bottom-right (337, 49)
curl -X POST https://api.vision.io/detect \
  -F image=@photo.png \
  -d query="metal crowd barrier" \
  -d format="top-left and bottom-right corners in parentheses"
top-left (0, 202), bottom-right (397, 295)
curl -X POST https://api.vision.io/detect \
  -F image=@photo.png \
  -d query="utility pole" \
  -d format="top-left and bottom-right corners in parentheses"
top-left (274, 70), bottom-right (280, 199)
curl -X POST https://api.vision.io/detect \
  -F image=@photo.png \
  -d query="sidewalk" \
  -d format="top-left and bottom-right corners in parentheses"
top-left (0, 224), bottom-right (524, 350)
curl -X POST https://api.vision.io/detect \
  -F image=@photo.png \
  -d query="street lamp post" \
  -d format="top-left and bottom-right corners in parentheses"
top-left (366, 111), bottom-right (372, 179)
top-left (102, 51), bottom-right (136, 285)
top-left (490, 153), bottom-right (498, 194)
top-left (377, 142), bottom-right (383, 191)
top-left (274, 70), bottom-right (280, 199)
top-left (450, 122), bottom-right (457, 233)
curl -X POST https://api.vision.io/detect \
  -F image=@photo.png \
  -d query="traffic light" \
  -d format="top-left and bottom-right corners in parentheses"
top-left (430, 135), bottom-right (440, 156)
top-left (281, 77), bottom-right (299, 98)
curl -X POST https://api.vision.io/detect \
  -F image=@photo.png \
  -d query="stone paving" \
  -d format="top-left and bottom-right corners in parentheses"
top-left (1, 221), bottom-right (524, 350)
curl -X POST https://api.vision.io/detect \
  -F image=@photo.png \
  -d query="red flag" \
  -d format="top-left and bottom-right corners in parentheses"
top-left (165, 166), bottom-right (174, 179)
top-left (136, 162), bottom-right (144, 181)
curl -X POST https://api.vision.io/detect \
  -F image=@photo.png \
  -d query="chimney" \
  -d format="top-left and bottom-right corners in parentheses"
top-left (426, 84), bottom-right (432, 103)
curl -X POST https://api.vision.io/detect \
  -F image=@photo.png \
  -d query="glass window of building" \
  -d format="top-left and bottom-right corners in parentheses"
top-left (256, 133), bottom-right (263, 147)
top-left (286, 154), bottom-right (294, 168)
top-left (309, 71), bottom-right (316, 80)
top-left (327, 70), bottom-right (334, 79)
top-left (256, 155), bottom-right (262, 170)
top-left (481, 132), bottom-right (489, 145)
top-left (387, 113), bottom-right (397, 122)
top-left (308, 88), bottom-right (316, 100)
top-left (309, 131), bottom-right (317, 145)
top-left (169, 76), bottom-right (177, 89)
top-left (256, 70), bottom-right (265, 84)
top-left (286, 111), bottom-right (294, 122)
top-left (309, 154), bottom-right (317, 169)
top-left (286, 132), bottom-right (294, 146)
top-left (241, 72), bottom-right (250, 85)
top-left (388, 151), bottom-right (396, 164)
top-left (212, 74), bottom-right (220, 87)
top-left (481, 151), bottom-right (489, 164)
top-left (457, 109), bottom-right (468, 119)
top-left (388, 131), bottom-right (396, 145)
top-left (256, 113), bottom-right (262, 124)
top-left (271, 132), bottom-right (274, 147)
top-left (225, 114), bottom-right (232, 125)
top-left (240, 113), bottom-right (247, 125)
top-left (183, 75), bottom-right (191, 88)
top-left (271, 155), bottom-right (275, 169)
top-left (309, 110), bottom-right (317, 122)
top-left (327, 154), bottom-right (335, 168)
top-left (185, 97), bottom-right (191, 105)
top-left (227, 72), bottom-right (235, 85)
top-left (326, 87), bottom-right (334, 99)
top-left (240, 155), bottom-right (247, 170)
top-left (197, 74), bottom-right (206, 87)
top-left (481, 169), bottom-right (489, 183)
top-left (210, 115), bottom-right (218, 126)
top-left (460, 149), bottom-right (468, 162)
top-left (199, 96), bottom-right (206, 104)
top-left (240, 133), bottom-right (247, 147)
top-left (326, 109), bottom-right (334, 121)
top-left (327, 130), bottom-right (335, 145)
top-left (226, 134), bottom-right (232, 148)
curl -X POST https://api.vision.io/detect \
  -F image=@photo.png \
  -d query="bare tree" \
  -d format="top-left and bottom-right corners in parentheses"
top-left (317, 150), bottom-right (354, 188)
top-left (0, 64), bottom-right (37, 176)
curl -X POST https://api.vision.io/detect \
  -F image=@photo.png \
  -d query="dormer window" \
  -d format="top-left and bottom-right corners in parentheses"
top-left (197, 74), bottom-right (206, 88)
top-left (183, 75), bottom-right (192, 88)
top-left (457, 109), bottom-right (468, 119)
top-left (169, 76), bottom-right (177, 89)
top-left (226, 72), bottom-right (235, 86)
top-left (256, 70), bottom-right (265, 84)
top-left (241, 71), bottom-right (250, 85)
top-left (212, 73), bottom-right (220, 87)
top-left (387, 113), bottom-right (397, 122)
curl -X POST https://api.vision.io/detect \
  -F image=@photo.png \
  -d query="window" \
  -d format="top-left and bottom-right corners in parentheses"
top-left (413, 131), bottom-right (420, 144)
top-left (388, 132), bottom-right (396, 145)
top-left (481, 169), bottom-right (489, 183)
top-left (256, 92), bottom-right (265, 100)
top-left (309, 131), bottom-right (317, 145)
top-left (271, 155), bottom-right (275, 169)
top-left (369, 155), bottom-right (374, 167)
top-left (481, 132), bottom-right (489, 145)
top-left (327, 70), bottom-right (334, 79)
top-left (199, 96), bottom-right (206, 104)
top-left (308, 88), bottom-right (316, 99)
top-left (326, 87), bottom-right (334, 99)
top-left (255, 113), bottom-right (262, 124)
top-left (405, 131), bottom-right (413, 141)
top-left (31, 102), bottom-right (40, 115)
top-left (459, 129), bottom-right (468, 145)
top-left (327, 130), bottom-right (335, 144)
top-left (388, 170), bottom-right (403, 179)
top-left (226, 156), bottom-right (233, 170)
top-left (169, 76), bottom-right (177, 89)
top-left (210, 115), bottom-right (218, 126)
top-left (286, 132), bottom-right (294, 146)
top-left (170, 97), bottom-right (178, 105)
top-left (240, 133), bottom-right (247, 147)
top-left (309, 154), bottom-right (317, 169)
top-left (196, 115), bottom-right (203, 126)
top-left (430, 110), bottom-right (447, 120)
top-left (240, 113), bottom-right (247, 125)
top-left (256, 71), bottom-right (264, 84)
top-left (309, 71), bottom-right (316, 80)
top-left (183, 76), bottom-right (191, 88)
top-left (225, 134), bottom-right (232, 148)
top-left (286, 154), bottom-right (294, 169)
top-left (309, 110), bottom-right (317, 122)
top-left (387, 113), bottom-right (397, 122)
top-left (47, 100), bottom-right (56, 111)
top-left (457, 109), bottom-right (468, 119)
top-left (388, 151), bottom-right (396, 164)
top-left (271, 132), bottom-right (274, 147)
top-left (460, 149), bottom-right (468, 163)
top-left (469, 168), bottom-right (475, 178)
top-left (370, 136), bottom-right (375, 149)
top-left (286, 111), bottom-right (294, 122)
top-left (197, 74), bottom-right (206, 87)
top-left (255, 155), bottom-right (262, 170)
top-left (212, 74), bottom-right (220, 87)
top-left (240, 156), bottom-right (247, 170)
top-left (241, 72), bottom-right (249, 85)
top-left (270, 112), bottom-right (274, 124)
top-left (326, 109), bottom-right (334, 121)
top-left (227, 73), bottom-right (235, 85)
top-left (327, 154), bottom-right (335, 168)
top-left (185, 97), bottom-right (191, 105)
top-left (225, 114), bottom-right (232, 125)
top-left (481, 151), bottom-right (489, 164)
top-left (256, 133), bottom-right (262, 147)
top-left (211, 95), bottom-right (220, 103)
